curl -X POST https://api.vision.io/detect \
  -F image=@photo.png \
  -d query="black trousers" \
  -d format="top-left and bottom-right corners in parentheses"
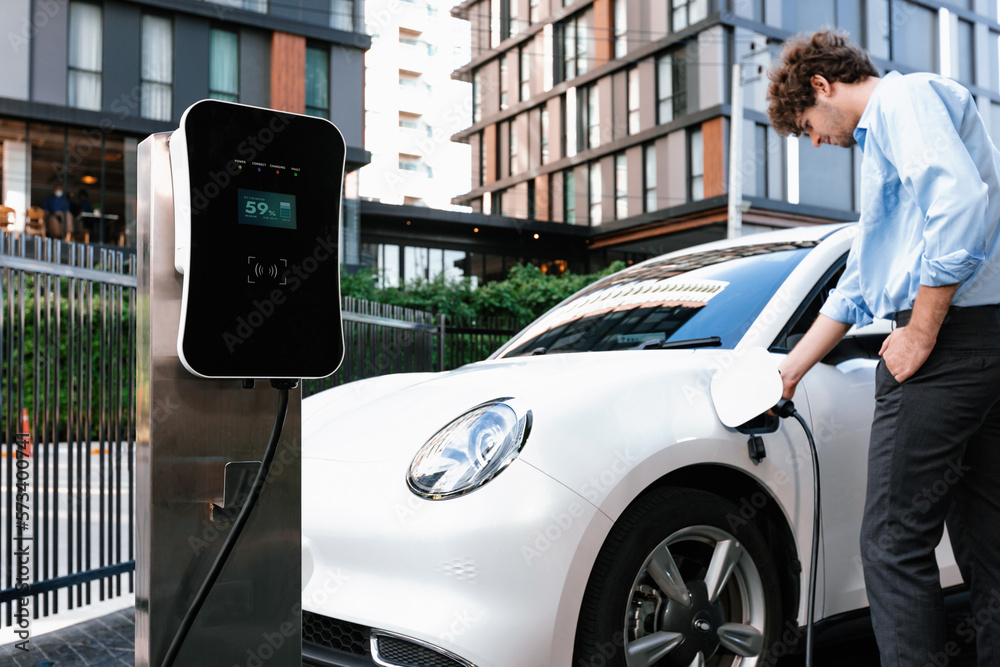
top-left (860, 306), bottom-right (1000, 666)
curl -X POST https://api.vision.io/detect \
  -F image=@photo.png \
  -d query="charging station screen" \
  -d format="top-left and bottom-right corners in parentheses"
top-left (238, 189), bottom-right (297, 230)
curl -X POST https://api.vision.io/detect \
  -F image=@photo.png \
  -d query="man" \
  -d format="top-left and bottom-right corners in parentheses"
top-left (768, 30), bottom-right (1000, 666)
top-left (42, 185), bottom-right (74, 238)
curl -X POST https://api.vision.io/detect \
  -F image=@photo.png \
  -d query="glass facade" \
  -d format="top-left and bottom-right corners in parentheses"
top-left (0, 119), bottom-right (137, 244)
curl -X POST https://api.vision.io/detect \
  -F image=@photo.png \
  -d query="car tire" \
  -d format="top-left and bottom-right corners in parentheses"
top-left (574, 487), bottom-right (784, 667)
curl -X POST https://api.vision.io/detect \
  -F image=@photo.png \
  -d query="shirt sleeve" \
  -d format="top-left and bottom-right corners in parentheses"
top-left (819, 239), bottom-right (874, 327)
top-left (881, 77), bottom-right (987, 287)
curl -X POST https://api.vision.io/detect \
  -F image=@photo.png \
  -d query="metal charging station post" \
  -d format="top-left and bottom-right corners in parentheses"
top-left (136, 132), bottom-right (302, 666)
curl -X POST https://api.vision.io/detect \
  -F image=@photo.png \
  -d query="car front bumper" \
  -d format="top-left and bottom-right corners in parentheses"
top-left (301, 455), bottom-right (614, 667)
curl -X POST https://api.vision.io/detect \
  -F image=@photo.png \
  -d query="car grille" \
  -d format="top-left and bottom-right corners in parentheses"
top-left (302, 611), bottom-right (371, 657)
top-left (373, 634), bottom-right (467, 667)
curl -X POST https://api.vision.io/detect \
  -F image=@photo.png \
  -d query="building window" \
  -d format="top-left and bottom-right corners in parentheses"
top-left (657, 48), bottom-right (687, 124)
top-left (399, 153), bottom-right (420, 171)
top-left (564, 171), bottom-right (576, 224)
top-left (519, 46), bottom-right (530, 102)
top-left (399, 112), bottom-right (420, 130)
top-left (500, 56), bottom-right (509, 110)
top-left (956, 18), bottom-right (974, 85)
top-left (615, 153), bottom-right (627, 220)
top-left (872, 0), bottom-right (937, 72)
top-left (527, 178), bottom-right (536, 219)
top-left (540, 107), bottom-right (549, 163)
top-left (556, 13), bottom-right (588, 84)
top-left (990, 31), bottom-right (1000, 94)
top-left (306, 46), bottom-right (330, 118)
top-left (560, 94), bottom-right (569, 158)
top-left (627, 67), bottom-right (640, 134)
top-left (580, 84), bottom-right (599, 151)
top-left (614, 0), bottom-right (627, 57)
top-left (689, 128), bottom-right (704, 201)
top-left (507, 0), bottom-right (518, 38)
top-left (509, 119), bottom-right (517, 176)
top-left (141, 15), bottom-right (173, 121)
top-left (478, 131), bottom-right (487, 186)
top-left (671, 0), bottom-right (707, 31)
top-left (330, 0), bottom-right (355, 31)
top-left (209, 29), bottom-right (239, 102)
top-left (589, 162), bottom-right (602, 226)
top-left (69, 2), bottom-right (103, 111)
top-left (529, 0), bottom-right (540, 25)
top-left (473, 71), bottom-right (482, 123)
top-left (643, 143), bottom-right (657, 212)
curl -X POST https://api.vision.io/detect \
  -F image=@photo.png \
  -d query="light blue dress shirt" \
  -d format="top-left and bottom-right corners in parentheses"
top-left (820, 71), bottom-right (1000, 327)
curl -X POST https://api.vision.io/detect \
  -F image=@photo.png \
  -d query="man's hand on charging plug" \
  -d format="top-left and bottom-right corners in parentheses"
top-left (776, 315), bottom-right (854, 402)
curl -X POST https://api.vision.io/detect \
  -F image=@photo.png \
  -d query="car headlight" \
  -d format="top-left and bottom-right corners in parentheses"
top-left (407, 397), bottom-right (532, 500)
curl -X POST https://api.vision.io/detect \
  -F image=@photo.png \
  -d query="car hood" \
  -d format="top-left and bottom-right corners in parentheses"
top-left (302, 349), bottom-right (725, 464)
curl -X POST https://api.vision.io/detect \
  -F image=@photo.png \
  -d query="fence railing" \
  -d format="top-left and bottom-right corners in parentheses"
top-left (441, 316), bottom-right (521, 371)
top-left (1, 235), bottom-right (523, 629)
top-left (302, 297), bottom-right (444, 397)
top-left (0, 233), bottom-right (137, 629)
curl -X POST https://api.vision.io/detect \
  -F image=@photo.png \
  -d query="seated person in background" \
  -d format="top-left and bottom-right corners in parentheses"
top-left (70, 188), bottom-right (93, 217)
top-left (43, 186), bottom-right (74, 238)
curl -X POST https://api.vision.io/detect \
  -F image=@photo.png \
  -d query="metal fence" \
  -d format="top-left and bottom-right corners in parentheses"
top-left (441, 316), bottom-right (520, 371)
top-left (0, 236), bottom-right (521, 629)
top-left (0, 233), bottom-right (136, 629)
top-left (302, 297), bottom-right (444, 397)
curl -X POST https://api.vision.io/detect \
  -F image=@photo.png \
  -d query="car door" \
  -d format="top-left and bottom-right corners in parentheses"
top-left (771, 257), bottom-right (963, 618)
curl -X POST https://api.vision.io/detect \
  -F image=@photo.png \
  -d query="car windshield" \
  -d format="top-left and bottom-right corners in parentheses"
top-left (497, 241), bottom-right (817, 357)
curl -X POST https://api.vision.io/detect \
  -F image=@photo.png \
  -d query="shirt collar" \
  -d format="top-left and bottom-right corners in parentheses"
top-left (853, 71), bottom-right (896, 151)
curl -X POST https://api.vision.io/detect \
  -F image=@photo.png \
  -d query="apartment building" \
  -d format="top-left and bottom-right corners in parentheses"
top-left (0, 0), bottom-right (369, 246)
top-left (450, 0), bottom-right (1000, 264)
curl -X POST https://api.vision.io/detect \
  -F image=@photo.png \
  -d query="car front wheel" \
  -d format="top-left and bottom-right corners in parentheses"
top-left (574, 487), bottom-right (783, 667)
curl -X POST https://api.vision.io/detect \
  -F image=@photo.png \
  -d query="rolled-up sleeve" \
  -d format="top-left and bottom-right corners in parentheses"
top-left (889, 78), bottom-right (988, 287)
top-left (819, 248), bottom-right (874, 327)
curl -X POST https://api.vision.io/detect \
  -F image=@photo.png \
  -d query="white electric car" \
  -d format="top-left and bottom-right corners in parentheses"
top-left (300, 223), bottom-right (963, 667)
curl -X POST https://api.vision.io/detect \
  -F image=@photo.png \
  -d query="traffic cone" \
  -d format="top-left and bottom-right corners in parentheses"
top-left (20, 408), bottom-right (32, 458)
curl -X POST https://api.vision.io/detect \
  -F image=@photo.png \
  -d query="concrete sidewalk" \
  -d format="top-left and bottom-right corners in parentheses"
top-left (0, 608), bottom-right (133, 666)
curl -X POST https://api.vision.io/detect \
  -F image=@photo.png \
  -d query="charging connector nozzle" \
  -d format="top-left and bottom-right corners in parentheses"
top-left (774, 398), bottom-right (796, 419)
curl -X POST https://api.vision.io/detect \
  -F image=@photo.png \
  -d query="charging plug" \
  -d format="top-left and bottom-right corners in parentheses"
top-left (774, 398), bottom-right (796, 419)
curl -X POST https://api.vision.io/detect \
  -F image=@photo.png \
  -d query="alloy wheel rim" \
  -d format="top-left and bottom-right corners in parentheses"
top-left (623, 525), bottom-right (767, 667)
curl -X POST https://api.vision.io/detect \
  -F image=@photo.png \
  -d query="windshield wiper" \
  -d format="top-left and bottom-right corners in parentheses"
top-left (635, 336), bottom-right (722, 350)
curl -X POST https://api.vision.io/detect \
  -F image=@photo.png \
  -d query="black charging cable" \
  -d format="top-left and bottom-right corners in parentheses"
top-left (160, 379), bottom-right (298, 667)
top-left (773, 397), bottom-right (820, 667)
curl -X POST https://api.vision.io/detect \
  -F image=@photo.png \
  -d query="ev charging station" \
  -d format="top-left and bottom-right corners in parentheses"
top-left (136, 100), bottom-right (345, 666)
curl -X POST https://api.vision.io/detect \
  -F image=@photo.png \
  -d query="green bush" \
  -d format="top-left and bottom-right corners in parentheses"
top-left (341, 261), bottom-right (626, 325)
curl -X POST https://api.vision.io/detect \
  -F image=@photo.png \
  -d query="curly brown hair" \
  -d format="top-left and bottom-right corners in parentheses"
top-left (767, 30), bottom-right (878, 136)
